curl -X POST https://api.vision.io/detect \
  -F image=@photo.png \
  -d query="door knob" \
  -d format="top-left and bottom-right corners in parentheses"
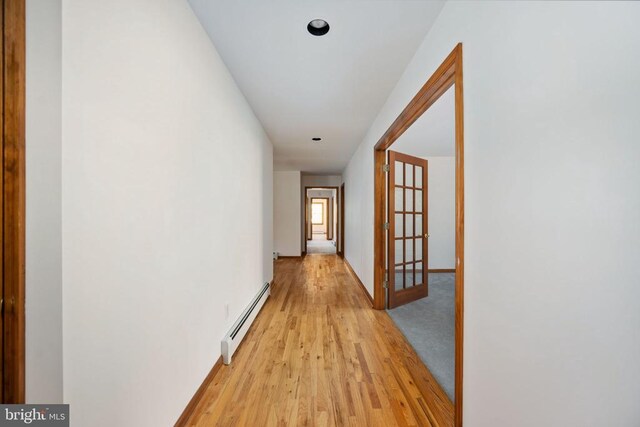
top-left (424, 234), bottom-right (430, 238)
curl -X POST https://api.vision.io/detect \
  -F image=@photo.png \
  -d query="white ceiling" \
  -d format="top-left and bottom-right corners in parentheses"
top-left (392, 85), bottom-right (455, 158)
top-left (188, 0), bottom-right (445, 174)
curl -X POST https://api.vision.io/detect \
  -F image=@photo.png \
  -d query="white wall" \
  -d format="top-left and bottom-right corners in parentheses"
top-left (25, 0), bottom-right (63, 404)
top-left (61, 1), bottom-right (273, 425)
top-left (343, 2), bottom-right (640, 425)
top-left (426, 157), bottom-right (455, 269)
top-left (274, 171), bottom-right (301, 256)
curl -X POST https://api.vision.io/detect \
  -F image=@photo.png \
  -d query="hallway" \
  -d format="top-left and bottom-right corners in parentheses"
top-left (186, 256), bottom-right (453, 426)
top-left (306, 239), bottom-right (336, 254)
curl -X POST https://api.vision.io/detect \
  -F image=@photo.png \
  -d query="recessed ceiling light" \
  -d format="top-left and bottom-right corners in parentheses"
top-left (307, 19), bottom-right (330, 36)
top-left (312, 137), bottom-right (322, 142)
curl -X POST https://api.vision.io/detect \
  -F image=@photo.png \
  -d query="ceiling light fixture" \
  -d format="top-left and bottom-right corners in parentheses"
top-left (312, 137), bottom-right (322, 142)
top-left (307, 19), bottom-right (330, 36)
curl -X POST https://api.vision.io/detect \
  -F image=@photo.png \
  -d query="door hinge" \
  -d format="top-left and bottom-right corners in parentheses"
top-left (382, 164), bottom-right (390, 173)
top-left (383, 272), bottom-right (389, 289)
top-left (383, 222), bottom-right (389, 230)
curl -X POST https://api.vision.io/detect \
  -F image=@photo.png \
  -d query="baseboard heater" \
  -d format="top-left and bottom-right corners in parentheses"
top-left (221, 281), bottom-right (270, 365)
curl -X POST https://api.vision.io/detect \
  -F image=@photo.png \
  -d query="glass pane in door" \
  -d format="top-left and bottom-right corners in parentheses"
top-left (406, 262), bottom-right (415, 287)
top-left (395, 213), bottom-right (404, 237)
top-left (395, 161), bottom-right (404, 185)
top-left (395, 188), bottom-right (403, 213)
top-left (395, 266), bottom-right (405, 290)
top-left (405, 189), bottom-right (413, 212)
top-left (405, 163), bottom-right (413, 187)
top-left (405, 238), bottom-right (413, 262)
top-left (395, 239), bottom-right (404, 264)
top-left (405, 214), bottom-right (413, 237)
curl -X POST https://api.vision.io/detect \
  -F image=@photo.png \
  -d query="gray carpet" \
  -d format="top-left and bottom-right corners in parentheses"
top-left (387, 273), bottom-right (455, 400)
top-left (306, 240), bottom-right (336, 254)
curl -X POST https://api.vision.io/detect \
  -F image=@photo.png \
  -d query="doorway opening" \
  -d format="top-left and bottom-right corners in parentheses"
top-left (385, 82), bottom-right (456, 405)
top-left (373, 44), bottom-right (464, 425)
top-left (310, 197), bottom-right (329, 241)
top-left (304, 186), bottom-right (340, 255)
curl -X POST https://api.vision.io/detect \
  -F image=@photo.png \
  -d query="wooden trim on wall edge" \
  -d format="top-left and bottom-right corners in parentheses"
top-left (2, 0), bottom-right (26, 403)
top-left (344, 258), bottom-right (373, 307)
top-left (174, 355), bottom-right (223, 426)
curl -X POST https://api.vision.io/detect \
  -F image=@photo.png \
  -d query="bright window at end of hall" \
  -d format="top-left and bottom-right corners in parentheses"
top-left (312, 202), bottom-right (324, 225)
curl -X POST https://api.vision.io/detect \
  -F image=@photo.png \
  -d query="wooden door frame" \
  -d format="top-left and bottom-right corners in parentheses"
top-left (338, 183), bottom-right (344, 257)
top-left (1, 0), bottom-right (26, 403)
top-left (303, 186), bottom-right (339, 254)
top-left (373, 43), bottom-right (464, 426)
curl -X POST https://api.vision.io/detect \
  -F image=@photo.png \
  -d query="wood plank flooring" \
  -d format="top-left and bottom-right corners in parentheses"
top-left (186, 255), bottom-right (453, 426)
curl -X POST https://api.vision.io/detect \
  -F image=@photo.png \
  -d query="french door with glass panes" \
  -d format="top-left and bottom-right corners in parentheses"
top-left (387, 151), bottom-right (428, 308)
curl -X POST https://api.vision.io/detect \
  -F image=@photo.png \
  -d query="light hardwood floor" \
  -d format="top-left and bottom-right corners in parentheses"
top-left (186, 255), bottom-right (453, 426)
